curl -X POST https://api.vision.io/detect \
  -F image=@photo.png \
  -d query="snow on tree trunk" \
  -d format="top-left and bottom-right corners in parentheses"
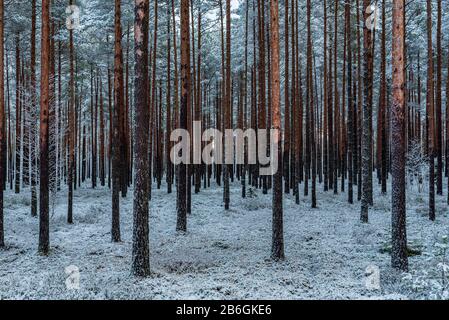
top-left (0, 0), bottom-right (4, 248)
top-left (38, 0), bottom-right (51, 255)
top-left (391, 0), bottom-right (408, 272)
top-left (361, 0), bottom-right (374, 223)
top-left (132, 0), bottom-right (150, 277)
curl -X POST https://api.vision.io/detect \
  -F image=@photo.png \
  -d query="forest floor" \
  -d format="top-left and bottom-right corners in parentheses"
top-left (1, 179), bottom-right (449, 300)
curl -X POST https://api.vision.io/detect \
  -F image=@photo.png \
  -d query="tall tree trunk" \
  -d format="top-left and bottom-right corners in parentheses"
top-left (435, 0), bottom-right (443, 195)
top-left (446, 46), bottom-right (449, 203)
top-left (166, 2), bottom-right (173, 194)
top-left (122, 24), bottom-right (130, 197)
top-left (0, 0), bottom-right (4, 248)
top-left (257, 0), bottom-right (267, 195)
top-left (67, 0), bottom-right (75, 224)
top-left (379, 0), bottom-right (387, 194)
top-left (323, 0), bottom-right (328, 193)
top-left (333, 0), bottom-right (338, 195)
top-left (112, 0), bottom-right (123, 241)
top-left (361, 0), bottom-right (374, 223)
top-left (345, 0), bottom-right (353, 204)
top-left (30, 0), bottom-right (38, 217)
top-left (223, 0), bottom-right (231, 210)
top-left (132, 0), bottom-right (150, 277)
top-left (99, 75), bottom-right (105, 186)
top-left (91, 67), bottom-right (97, 189)
top-left (356, 0), bottom-right (362, 201)
top-left (391, 0), bottom-right (408, 271)
top-left (307, 0), bottom-right (316, 208)
top-left (177, 0), bottom-right (190, 232)
top-left (270, 0), bottom-right (284, 261)
top-left (283, 0), bottom-right (290, 194)
top-left (427, 0), bottom-right (435, 221)
top-left (39, 0), bottom-right (51, 255)
top-left (15, 34), bottom-right (21, 194)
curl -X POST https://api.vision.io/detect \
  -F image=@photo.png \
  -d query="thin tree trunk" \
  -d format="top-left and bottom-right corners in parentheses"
top-left (307, 0), bottom-right (316, 208)
top-left (166, 2), bottom-right (173, 194)
top-left (68, 0), bottom-right (75, 224)
top-left (436, 0), bottom-right (442, 195)
top-left (361, 0), bottom-right (374, 223)
top-left (0, 0), bottom-right (4, 248)
top-left (223, 0), bottom-right (231, 210)
top-left (30, 0), bottom-right (37, 217)
top-left (99, 74), bottom-right (105, 186)
top-left (15, 34), bottom-right (21, 194)
top-left (345, 0), bottom-right (353, 204)
top-left (284, 0), bottom-right (290, 194)
top-left (427, 0), bottom-right (435, 221)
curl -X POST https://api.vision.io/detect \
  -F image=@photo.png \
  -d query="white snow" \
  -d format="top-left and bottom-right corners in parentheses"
top-left (1, 180), bottom-right (448, 300)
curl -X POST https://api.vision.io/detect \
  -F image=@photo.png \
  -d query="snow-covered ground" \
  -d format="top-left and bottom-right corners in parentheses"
top-left (1, 180), bottom-right (448, 300)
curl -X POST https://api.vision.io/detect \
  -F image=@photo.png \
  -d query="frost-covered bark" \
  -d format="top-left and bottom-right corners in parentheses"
top-left (426, 0), bottom-right (435, 222)
top-left (166, 2), bottom-right (173, 195)
top-left (14, 35), bottom-right (21, 195)
top-left (283, 0), bottom-right (290, 195)
top-left (99, 76), bottom-right (106, 187)
top-left (323, 0), bottom-right (328, 193)
top-left (30, 0), bottom-right (37, 217)
top-left (379, 0), bottom-right (387, 195)
top-left (447, 48), bottom-right (449, 204)
top-left (38, 0), bottom-right (51, 255)
top-left (307, 0), bottom-right (316, 208)
top-left (223, 0), bottom-right (231, 210)
top-left (361, 0), bottom-right (374, 223)
top-left (132, 0), bottom-right (150, 277)
top-left (0, 0), bottom-right (4, 248)
top-left (177, 0), bottom-right (190, 232)
top-left (345, 0), bottom-right (353, 205)
top-left (391, 0), bottom-right (408, 272)
top-left (67, 0), bottom-right (75, 224)
top-left (435, 0), bottom-right (442, 196)
top-left (257, 0), bottom-right (267, 195)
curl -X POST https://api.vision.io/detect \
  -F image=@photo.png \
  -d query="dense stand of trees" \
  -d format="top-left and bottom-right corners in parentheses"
top-left (0, 0), bottom-right (447, 276)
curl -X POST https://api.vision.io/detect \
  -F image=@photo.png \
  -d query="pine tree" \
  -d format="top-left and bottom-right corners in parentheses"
top-left (38, 0), bottom-right (51, 255)
top-left (177, 0), bottom-right (190, 232)
top-left (0, 0), bottom-right (4, 248)
top-left (112, 0), bottom-right (123, 241)
top-left (435, 0), bottom-right (443, 196)
top-left (30, 0), bottom-right (38, 217)
top-left (270, 0), bottom-right (284, 261)
top-left (427, 0), bottom-right (435, 221)
top-left (391, 0), bottom-right (408, 271)
top-left (15, 34), bottom-right (21, 195)
top-left (345, 0), bottom-right (353, 204)
top-left (132, 0), bottom-right (150, 277)
top-left (68, 0), bottom-right (76, 224)
top-left (379, 0), bottom-right (387, 194)
top-left (361, 0), bottom-right (374, 223)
